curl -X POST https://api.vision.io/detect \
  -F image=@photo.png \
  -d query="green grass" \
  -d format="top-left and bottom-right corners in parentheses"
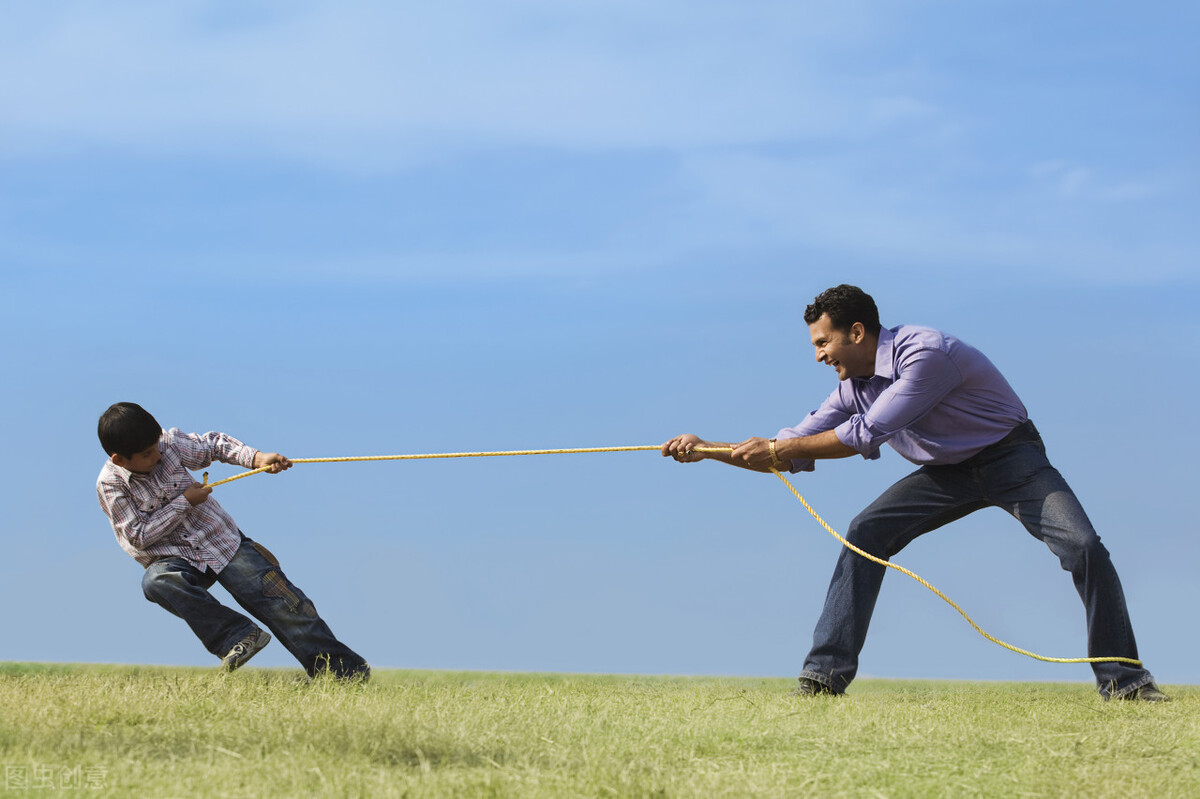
top-left (0, 664), bottom-right (1195, 798)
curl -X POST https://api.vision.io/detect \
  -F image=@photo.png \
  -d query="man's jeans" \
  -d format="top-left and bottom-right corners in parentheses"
top-left (800, 421), bottom-right (1154, 698)
top-left (142, 536), bottom-right (368, 679)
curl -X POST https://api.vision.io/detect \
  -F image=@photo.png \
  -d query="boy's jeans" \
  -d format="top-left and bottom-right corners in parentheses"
top-left (142, 535), bottom-right (368, 679)
top-left (799, 421), bottom-right (1154, 698)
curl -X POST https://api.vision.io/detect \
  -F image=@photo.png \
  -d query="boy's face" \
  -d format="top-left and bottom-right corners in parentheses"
top-left (112, 441), bottom-right (162, 474)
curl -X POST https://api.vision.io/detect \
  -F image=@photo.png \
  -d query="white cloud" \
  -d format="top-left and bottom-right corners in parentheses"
top-left (867, 95), bottom-right (937, 127)
top-left (1029, 160), bottom-right (1174, 203)
top-left (1096, 178), bottom-right (1173, 203)
top-left (1029, 161), bottom-right (1091, 197)
top-left (669, 149), bottom-right (1195, 283)
top-left (1, 2), bottom-right (1192, 286)
top-left (0, 1), bottom-right (889, 165)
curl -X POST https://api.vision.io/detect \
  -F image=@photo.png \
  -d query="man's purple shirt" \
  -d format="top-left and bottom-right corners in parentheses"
top-left (777, 325), bottom-right (1028, 471)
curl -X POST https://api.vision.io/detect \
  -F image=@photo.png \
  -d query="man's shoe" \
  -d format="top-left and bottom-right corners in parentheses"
top-left (789, 677), bottom-right (835, 697)
top-left (1116, 684), bottom-right (1171, 702)
top-left (221, 628), bottom-right (271, 672)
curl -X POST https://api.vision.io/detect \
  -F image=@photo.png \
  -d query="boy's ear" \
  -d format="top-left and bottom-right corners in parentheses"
top-left (111, 453), bottom-right (129, 469)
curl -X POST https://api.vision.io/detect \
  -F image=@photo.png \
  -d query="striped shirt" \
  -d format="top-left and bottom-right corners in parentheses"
top-left (96, 428), bottom-right (259, 571)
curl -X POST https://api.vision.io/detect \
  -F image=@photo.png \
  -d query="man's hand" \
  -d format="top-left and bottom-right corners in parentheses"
top-left (662, 434), bottom-right (710, 463)
top-left (730, 437), bottom-right (777, 471)
top-left (254, 452), bottom-right (293, 474)
top-left (184, 482), bottom-right (212, 506)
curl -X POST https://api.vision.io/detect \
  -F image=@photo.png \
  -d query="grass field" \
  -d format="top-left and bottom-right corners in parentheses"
top-left (0, 663), bottom-right (1195, 798)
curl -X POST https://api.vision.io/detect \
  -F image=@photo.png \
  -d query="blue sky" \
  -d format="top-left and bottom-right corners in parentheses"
top-left (3, 2), bottom-right (1198, 686)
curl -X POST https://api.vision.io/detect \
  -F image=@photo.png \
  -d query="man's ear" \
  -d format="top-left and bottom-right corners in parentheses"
top-left (850, 321), bottom-right (866, 344)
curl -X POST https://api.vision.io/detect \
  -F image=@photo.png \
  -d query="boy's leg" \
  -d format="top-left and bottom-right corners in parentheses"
top-left (216, 536), bottom-right (370, 680)
top-left (142, 557), bottom-right (260, 658)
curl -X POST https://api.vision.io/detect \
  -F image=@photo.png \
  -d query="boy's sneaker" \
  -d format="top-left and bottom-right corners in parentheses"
top-left (221, 628), bottom-right (271, 672)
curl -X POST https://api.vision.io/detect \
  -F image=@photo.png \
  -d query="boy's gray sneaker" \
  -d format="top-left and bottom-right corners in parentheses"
top-left (221, 628), bottom-right (271, 672)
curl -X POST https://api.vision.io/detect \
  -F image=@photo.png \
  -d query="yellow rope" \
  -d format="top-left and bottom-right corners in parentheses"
top-left (767, 468), bottom-right (1141, 666)
top-left (202, 446), bottom-right (662, 488)
top-left (201, 443), bottom-right (1140, 667)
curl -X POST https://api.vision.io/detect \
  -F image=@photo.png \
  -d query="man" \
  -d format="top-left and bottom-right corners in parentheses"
top-left (662, 284), bottom-right (1165, 701)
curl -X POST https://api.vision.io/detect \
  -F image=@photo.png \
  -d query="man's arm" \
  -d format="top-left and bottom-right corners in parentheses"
top-left (734, 431), bottom-right (856, 471)
top-left (662, 434), bottom-right (736, 465)
top-left (834, 349), bottom-right (962, 456)
top-left (662, 430), bottom-right (855, 473)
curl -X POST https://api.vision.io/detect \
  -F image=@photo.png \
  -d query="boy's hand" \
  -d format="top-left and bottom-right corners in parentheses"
top-left (254, 452), bottom-right (293, 474)
top-left (184, 482), bottom-right (212, 506)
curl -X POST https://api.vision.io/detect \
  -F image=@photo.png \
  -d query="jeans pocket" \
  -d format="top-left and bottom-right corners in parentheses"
top-left (262, 569), bottom-right (318, 618)
top-left (251, 541), bottom-right (281, 567)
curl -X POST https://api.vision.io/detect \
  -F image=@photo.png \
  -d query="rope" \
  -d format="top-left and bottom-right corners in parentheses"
top-left (766, 468), bottom-right (1141, 666)
top-left (201, 443), bottom-right (1141, 667)
top-left (202, 446), bottom-right (662, 488)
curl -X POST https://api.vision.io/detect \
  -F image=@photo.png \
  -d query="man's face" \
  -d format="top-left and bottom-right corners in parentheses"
top-left (113, 441), bottom-right (162, 474)
top-left (808, 313), bottom-right (874, 380)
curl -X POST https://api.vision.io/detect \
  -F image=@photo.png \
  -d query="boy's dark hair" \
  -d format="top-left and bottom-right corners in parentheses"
top-left (803, 285), bottom-right (882, 336)
top-left (98, 402), bottom-right (162, 457)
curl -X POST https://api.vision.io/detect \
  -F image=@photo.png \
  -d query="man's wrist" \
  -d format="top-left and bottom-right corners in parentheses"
top-left (768, 438), bottom-right (785, 470)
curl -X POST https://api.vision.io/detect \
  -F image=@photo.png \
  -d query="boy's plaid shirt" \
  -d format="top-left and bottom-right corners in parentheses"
top-left (97, 428), bottom-right (260, 571)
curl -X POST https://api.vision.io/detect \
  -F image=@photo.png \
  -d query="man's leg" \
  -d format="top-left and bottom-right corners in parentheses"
top-left (983, 440), bottom-right (1156, 698)
top-left (216, 537), bottom-right (370, 680)
top-left (800, 466), bottom-right (987, 693)
top-left (142, 557), bottom-right (259, 657)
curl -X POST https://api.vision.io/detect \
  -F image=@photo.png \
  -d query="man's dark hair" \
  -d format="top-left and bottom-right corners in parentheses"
top-left (98, 402), bottom-right (162, 457)
top-left (803, 285), bottom-right (882, 336)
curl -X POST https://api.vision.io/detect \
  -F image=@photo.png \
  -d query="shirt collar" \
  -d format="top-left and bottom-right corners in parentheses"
top-left (871, 325), bottom-right (896, 381)
top-left (104, 458), bottom-right (136, 486)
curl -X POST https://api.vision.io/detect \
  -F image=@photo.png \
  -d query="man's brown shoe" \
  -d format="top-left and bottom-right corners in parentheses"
top-left (1116, 684), bottom-right (1171, 702)
top-left (789, 677), bottom-right (836, 697)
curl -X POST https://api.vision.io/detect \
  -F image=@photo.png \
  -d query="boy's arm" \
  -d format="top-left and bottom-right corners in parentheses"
top-left (97, 479), bottom-right (203, 551)
top-left (170, 429), bottom-right (291, 474)
top-left (253, 451), bottom-right (293, 473)
top-left (169, 428), bottom-right (259, 471)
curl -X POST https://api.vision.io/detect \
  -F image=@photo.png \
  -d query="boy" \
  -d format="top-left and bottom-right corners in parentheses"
top-left (96, 402), bottom-right (369, 680)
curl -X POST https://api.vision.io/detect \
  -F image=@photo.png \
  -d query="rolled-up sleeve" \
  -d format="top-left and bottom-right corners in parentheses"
top-left (834, 349), bottom-right (962, 456)
top-left (775, 388), bottom-right (854, 473)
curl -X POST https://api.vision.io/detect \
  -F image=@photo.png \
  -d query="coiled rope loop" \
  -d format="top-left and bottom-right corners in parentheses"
top-left (202, 444), bottom-right (1140, 667)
